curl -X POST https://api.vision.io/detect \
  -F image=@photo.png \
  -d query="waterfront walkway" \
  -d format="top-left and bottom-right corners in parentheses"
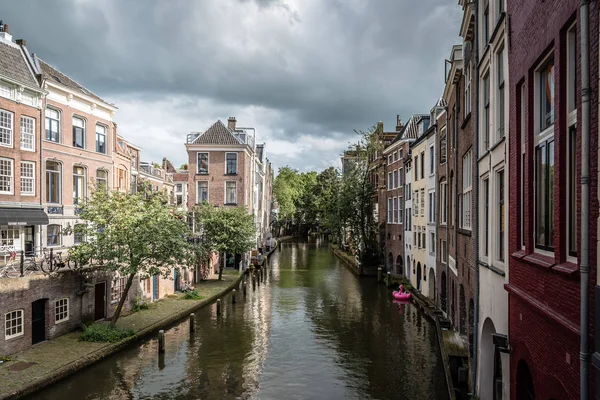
top-left (0, 271), bottom-right (242, 400)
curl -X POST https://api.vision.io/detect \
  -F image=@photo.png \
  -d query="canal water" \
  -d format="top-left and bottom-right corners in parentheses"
top-left (30, 238), bottom-right (448, 400)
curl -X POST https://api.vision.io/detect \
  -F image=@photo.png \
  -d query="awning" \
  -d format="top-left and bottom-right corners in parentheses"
top-left (0, 209), bottom-right (49, 226)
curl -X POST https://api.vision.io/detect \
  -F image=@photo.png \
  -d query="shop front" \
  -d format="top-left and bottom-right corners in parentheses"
top-left (0, 208), bottom-right (49, 257)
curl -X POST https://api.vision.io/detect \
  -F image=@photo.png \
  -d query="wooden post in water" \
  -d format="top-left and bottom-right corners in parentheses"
top-left (189, 313), bottom-right (195, 333)
top-left (216, 299), bottom-right (221, 315)
top-left (158, 330), bottom-right (165, 353)
top-left (377, 267), bottom-right (382, 282)
top-left (232, 289), bottom-right (236, 304)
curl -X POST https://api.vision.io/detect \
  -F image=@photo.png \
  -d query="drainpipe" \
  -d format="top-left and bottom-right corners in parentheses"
top-left (579, 0), bottom-right (590, 398)
top-left (454, 83), bottom-right (459, 328)
top-left (472, 0), bottom-right (481, 391)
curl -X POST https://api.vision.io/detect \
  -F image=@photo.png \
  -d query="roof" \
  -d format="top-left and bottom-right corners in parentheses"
top-left (192, 120), bottom-right (243, 145)
top-left (37, 58), bottom-right (113, 106)
top-left (0, 40), bottom-right (38, 88)
top-left (172, 172), bottom-right (188, 182)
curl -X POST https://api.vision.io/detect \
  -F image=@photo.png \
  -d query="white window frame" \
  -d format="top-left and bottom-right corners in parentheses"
top-left (45, 107), bottom-right (60, 143)
top-left (73, 166), bottom-right (86, 205)
top-left (197, 152), bottom-right (209, 174)
top-left (482, 71), bottom-right (490, 152)
top-left (520, 84), bottom-right (526, 249)
top-left (481, 175), bottom-right (490, 261)
top-left (20, 161), bottom-right (35, 196)
top-left (5, 309), bottom-right (23, 340)
top-left (225, 152), bottom-right (238, 175)
top-left (430, 232), bottom-right (436, 254)
top-left (72, 116), bottom-right (85, 149)
top-left (465, 61), bottom-right (472, 116)
top-left (393, 197), bottom-right (398, 223)
top-left (388, 172), bottom-right (392, 190)
top-left (398, 197), bottom-right (403, 225)
top-left (440, 180), bottom-right (447, 225)
top-left (393, 170), bottom-right (398, 189)
top-left (0, 81), bottom-right (13, 99)
top-left (0, 109), bottom-right (13, 148)
top-left (0, 157), bottom-right (14, 195)
top-left (496, 46), bottom-right (506, 143)
top-left (96, 169), bottom-right (108, 188)
top-left (388, 198), bottom-right (393, 223)
top-left (462, 150), bottom-right (473, 230)
top-left (429, 145), bottom-right (435, 175)
top-left (20, 115), bottom-right (35, 151)
top-left (95, 124), bottom-right (107, 154)
top-left (225, 181), bottom-right (237, 205)
top-left (47, 224), bottom-right (62, 247)
top-left (55, 298), bottom-right (69, 323)
top-left (420, 188), bottom-right (425, 217)
top-left (387, 155), bottom-right (392, 165)
top-left (111, 277), bottom-right (127, 303)
top-left (398, 168), bottom-right (403, 186)
top-left (566, 23), bottom-right (577, 261)
top-left (197, 180), bottom-right (209, 203)
top-left (441, 240), bottom-right (447, 264)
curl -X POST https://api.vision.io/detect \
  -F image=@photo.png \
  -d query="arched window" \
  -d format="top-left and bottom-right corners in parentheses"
top-left (46, 161), bottom-right (61, 203)
top-left (73, 166), bottom-right (85, 205)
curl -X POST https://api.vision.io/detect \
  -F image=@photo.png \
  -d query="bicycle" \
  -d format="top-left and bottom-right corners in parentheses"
top-left (0, 251), bottom-right (40, 278)
top-left (39, 247), bottom-right (71, 274)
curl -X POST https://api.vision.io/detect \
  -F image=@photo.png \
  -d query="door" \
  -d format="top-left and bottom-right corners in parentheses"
top-left (152, 275), bottom-right (159, 300)
top-left (24, 226), bottom-right (34, 256)
top-left (31, 299), bottom-right (46, 344)
top-left (94, 282), bottom-right (106, 320)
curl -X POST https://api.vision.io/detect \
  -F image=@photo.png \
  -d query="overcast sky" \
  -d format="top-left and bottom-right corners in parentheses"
top-left (1, 0), bottom-right (461, 174)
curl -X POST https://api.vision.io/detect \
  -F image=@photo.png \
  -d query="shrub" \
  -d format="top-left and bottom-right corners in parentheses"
top-left (80, 324), bottom-right (135, 343)
top-left (183, 289), bottom-right (204, 300)
top-left (133, 298), bottom-right (150, 312)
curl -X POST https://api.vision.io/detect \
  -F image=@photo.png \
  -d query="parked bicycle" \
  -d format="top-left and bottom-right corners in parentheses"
top-left (0, 251), bottom-right (41, 278)
top-left (39, 247), bottom-right (71, 274)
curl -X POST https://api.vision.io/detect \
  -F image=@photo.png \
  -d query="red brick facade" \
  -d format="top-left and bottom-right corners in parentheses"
top-left (506, 0), bottom-right (599, 397)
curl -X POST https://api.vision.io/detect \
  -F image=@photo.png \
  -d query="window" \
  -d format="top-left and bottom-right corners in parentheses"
top-left (117, 169), bottom-right (126, 190)
top-left (226, 152), bottom-right (238, 174)
top-left (440, 128), bottom-right (447, 164)
top-left (176, 183), bottom-right (183, 192)
top-left (73, 166), bottom-right (85, 204)
top-left (5, 310), bottom-right (23, 339)
top-left (393, 152), bottom-right (398, 162)
top-left (20, 162), bottom-right (34, 195)
top-left (0, 82), bottom-right (12, 99)
top-left (429, 192), bottom-right (435, 223)
top-left (483, 73), bottom-right (490, 150)
top-left (399, 149), bottom-right (403, 159)
top-left (567, 24), bottom-right (577, 115)
top-left (0, 109), bottom-right (13, 147)
top-left (497, 48), bottom-right (505, 141)
top-left (0, 158), bottom-right (13, 194)
top-left (111, 277), bottom-right (127, 303)
top-left (393, 170), bottom-right (398, 188)
top-left (20, 116), bottom-right (34, 151)
top-left (47, 224), bottom-right (62, 247)
top-left (539, 58), bottom-right (554, 133)
top-left (483, 178), bottom-right (489, 257)
top-left (45, 108), bottom-right (60, 142)
top-left (387, 198), bottom-right (393, 223)
top-left (96, 169), bottom-right (108, 188)
top-left (462, 150), bottom-right (473, 229)
top-left (197, 153), bottom-right (209, 174)
top-left (393, 197), bottom-right (398, 223)
top-left (176, 194), bottom-right (183, 205)
top-left (414, 191), bottom-right (418, 216)
top-left (95, 125), bottom-right (106, 153)
top-left (399, 197), bottom-right (403, 224)
top-left (519, 84), bottom-right (526, 248)
top-left (420, 188), bottom-right (425, 217)
top-left (197, 181), bottom-right (209, 203)
top-left (440, 180), bottom-right (447, 225)
top-left (535, 140), bottom-right (554, 250)
top-left (498, 0), bottom-right (504, 15)
top-left (420, 152), bottom-right (425, 179)
top-left (497, 170), bottom-right (505, 261)
top-left (483, 3), bottom-right (489, 44)
top-left (450, 174), bottom-right (455, 226)
top-left (0, 228), bottom-right (18, 247)
top-left (387, 155), bottom-right (392, 165)
top-left (429, 146), bottom-right (434, 174)
top-left (441, 240), bottom-right (447, 263)
top-left (73, 117), bottom-right (85, 148)
top-left (431, 232), bottom-right (435, 253)
top-left (74, 224), bottom-right (84, 244)
top-left (225, 181), bottom-right (237, 204)
top-left (566, 24), bottom-right (577, 258)
top-left (398, 169), bottom-right (403, 186)
top-left (388, 172), bottom-right (392, 190)
top-left (465, 62), bottom-right (472, 116)
top-left (55, 298), bottom-right (69, 323)
top-left (407, 183), bottom-right (411, 200)
top-left (414, 156), bottom-right (418, 181)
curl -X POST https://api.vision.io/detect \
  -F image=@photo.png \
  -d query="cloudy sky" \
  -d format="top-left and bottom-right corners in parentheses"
top-left (1, 0), bottom-right (461, 173)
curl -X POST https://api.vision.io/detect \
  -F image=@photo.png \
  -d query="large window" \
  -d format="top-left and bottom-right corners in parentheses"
top-left (429, 146), bottom-right (434, 174)
top-left (483, 3), bottom-right (490, 44)
top-left (420, 188), bottom-right (425, 217)
top-left (393, 170), bottom-right (398, 188)
top-left (465, 62), bottom-right (472, 116)
top-left (73, 117), bottom-right (85, 149)
top-left (20, 116), bottom-right (35, 151)
top-left (483, 177), bottom-right (489, 257)
top-left (462, 150), bottom-right (472, 229)
top-left (95, 124), bottom-right (106, 153)
top-left (388, 172), bottom-right (392, 190)
top-left (414, 191), bottom-right (418, 216)
top-left (0, 158), bottom-right (13, 194)
top-left (5, 310), bottom-right (23, 339)
top-left (398, 197), bottom-right (403, 224)
top-left (420, 152), bottom-right (425, 179)
top-left (398, 169), bottom-right (403, 186)
top-left (539, 59), bottom-right (554, 132)
top-left (73, 166), bottom-right (85, 205)
top-left (176, 183), bottom-right (183, 192)
top-left (483, 73), bottom-right (490, 150)
top-left (414, 156), bottom-right (418, 181)
top-left (197, 153), bottom-right (209, 174)
top-left (519, 84), bottom-right (526, 248)
top-left (111, 277), bottom-right (127, 303)
top-left (176, 195), bottom-right (183, 205)
top-left (566, 23), bottom-right (577, 258)
top-left (441, 240), bottom-right (447, 263)
top-left (45, 108), bottom-right (60, 142)
top-left (440, 128), bottom-right (447, 164)
top-left (46, 161), bottom-right (61, 203)
top-left (0, 109), bottom-right (13, 147)
top-left (225, 181), bottom-right (237, 205)
top-left (497, 170), bottom-right (505, 261)
top-left (440, 180), bottom-right (447, 225)
top-left (55, 298), bottom-right (69, 323)
top-left (197, 181), bottom-right (208, 203)
top-left (497, 48), bottom-right (505, 141)
top-left (20, 161), bottom-right (34, 195)
top-left (0, 228), bottom-right (18, 247)
top-left (535, 140), bottom-right (554, 250)
top-left (47, 224), bottom-right (62, 247)
top-left (226, 152), bottom-right (238, 174)
top-left (96, 169), bottom-right (108, 188)
top-left (388, 198), bottom-right (393, 223)
top-left (393, 197), bottom-right (398, 223)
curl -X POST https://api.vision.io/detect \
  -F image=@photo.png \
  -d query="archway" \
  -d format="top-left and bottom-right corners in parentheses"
top-left (441, 271), bottom-right (447, 313)
top-left (396, 255), bottom-right (403, 275)
top-left (459, 285), bottom-right (466, 334)
top-left (516, 360), bottom-right (535, 400)
top-left (480, 318), bottom-right (503, 400)
top-left (428, 268), bottom-right (436, 303)
top-left (387, 252), bottom-right (393, 273)
top-left (416, 262), bottom-right (422, 291)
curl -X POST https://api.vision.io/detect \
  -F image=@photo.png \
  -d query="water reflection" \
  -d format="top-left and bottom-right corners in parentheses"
top-left (29, 237), bottom-right (447, 400)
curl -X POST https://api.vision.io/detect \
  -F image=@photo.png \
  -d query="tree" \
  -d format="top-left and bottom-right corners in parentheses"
top-left (272, 166), bottom-right (303, 234)
top-left (69, 187), bottom-right (193, 326)
top-left (194, 204), bottom-right (255, 280)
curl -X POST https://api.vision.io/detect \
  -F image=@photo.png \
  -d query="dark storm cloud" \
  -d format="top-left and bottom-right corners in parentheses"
top-left (0, 0), bottom-right (461, 170)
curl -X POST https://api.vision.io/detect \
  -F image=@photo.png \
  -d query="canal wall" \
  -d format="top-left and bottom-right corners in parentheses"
top-left (329, 243), bottom-right (362, 276)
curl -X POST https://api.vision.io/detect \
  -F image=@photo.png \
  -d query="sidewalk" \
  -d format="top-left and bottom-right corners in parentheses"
top-left (0, 271), bottom-right (243, 400)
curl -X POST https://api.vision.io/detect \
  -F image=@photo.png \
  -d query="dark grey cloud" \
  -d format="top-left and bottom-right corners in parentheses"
top-left (0, 0), bottom-right (461, 171)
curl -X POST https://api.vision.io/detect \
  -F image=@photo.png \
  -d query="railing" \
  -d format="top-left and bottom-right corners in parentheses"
top-left (47, 206), bottom-right (63, 215)
top-left (140, 164), bottom-right (164, 179)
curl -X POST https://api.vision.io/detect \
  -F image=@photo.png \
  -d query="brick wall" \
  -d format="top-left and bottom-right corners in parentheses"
top-left (436, 112), bottom-right (449, 313)
top-left (384, 142), bottom-right (408, 275)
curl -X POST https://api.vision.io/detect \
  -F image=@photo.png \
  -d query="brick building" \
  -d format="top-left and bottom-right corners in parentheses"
top-left (0, 27), bottom-right (48, 256)
top-left (113, 131), bottom-right (141, 194)
top-left (506, 0), bottom-right (599, 398)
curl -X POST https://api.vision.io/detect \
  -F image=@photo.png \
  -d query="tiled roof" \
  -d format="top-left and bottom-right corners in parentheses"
top-left (38, 58), bottom-right (112, 106)
top-left (0, 41), bottom-right (38, 88)
top-left (193, 120), bottom-right (242, 145)
top-left (173, 172), bottom-right (188, 182)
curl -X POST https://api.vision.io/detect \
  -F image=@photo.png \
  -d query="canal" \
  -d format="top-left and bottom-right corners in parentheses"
top-left (30, 237), bottom-right (448, 400)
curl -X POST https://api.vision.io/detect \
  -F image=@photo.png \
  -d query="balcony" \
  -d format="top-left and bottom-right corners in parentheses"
top-left (232, 131), bottom-right (255, 149)
top-left (140, 163), bottom-right (164, 179)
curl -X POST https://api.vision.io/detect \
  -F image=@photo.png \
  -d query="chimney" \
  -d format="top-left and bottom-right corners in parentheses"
top-left (0, 22), bottom-right (12, 42)
top-left (396, 115), bottom-right (404, 132)
top-left (16, 39), bottom-right (25, 46)
top-left (227, 117), bottom-right (237, 131)
top-left (377, 121), bottom-right (383, 132)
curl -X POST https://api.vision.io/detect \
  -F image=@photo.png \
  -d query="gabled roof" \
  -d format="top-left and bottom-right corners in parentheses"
top-left (402, 114), bottom-right (430, 140)
top-left (0, 40), bottom-right (38, 89)
top-left (37, 58), bottom-right (113, 107)
top-left (192, 120), bottom-right (243, 145)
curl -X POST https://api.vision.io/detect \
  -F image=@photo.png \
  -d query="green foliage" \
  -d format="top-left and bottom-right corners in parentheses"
top-left (0, 355), bottom-right (11, 362)
top-left (182, 289), bottom-right (204, 300)
top-left (180, 163), bottom-right (188, 170)
top-left (80, 324), bottom-right (135, 343)
top-left (69, 186), bottom-right (194, 325)
top-left (133, 296), bottom-right (150, 312)
top-left (273, 166), bottom-right (303, 221)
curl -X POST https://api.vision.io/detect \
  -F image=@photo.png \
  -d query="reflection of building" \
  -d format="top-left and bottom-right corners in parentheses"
top-left (0, 27), bottom-right (48, 255)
